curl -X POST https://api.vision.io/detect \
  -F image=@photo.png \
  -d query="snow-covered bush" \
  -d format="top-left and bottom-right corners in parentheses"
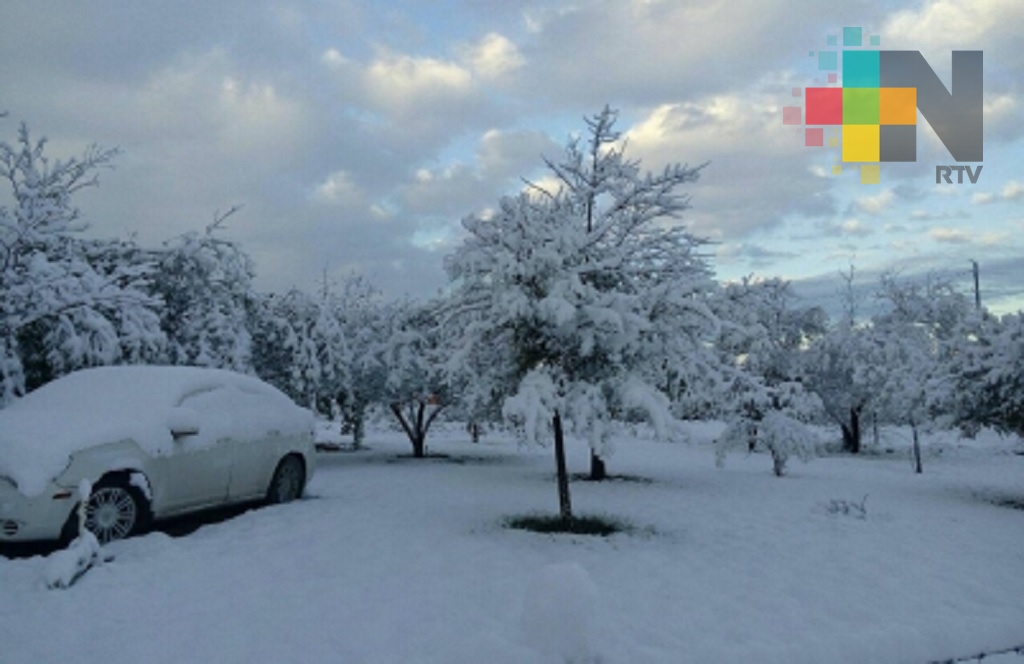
top-left (717, 407), bottom-right (819, 476)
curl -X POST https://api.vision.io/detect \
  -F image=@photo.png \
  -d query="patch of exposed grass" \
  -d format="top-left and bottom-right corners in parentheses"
top-left (571, 472), bottom-right (654, 484)
top-left (505, 513), bottom-right (632, 536)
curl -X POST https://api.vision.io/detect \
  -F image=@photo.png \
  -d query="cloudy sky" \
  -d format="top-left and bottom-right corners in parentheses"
top-left (2, 0), bottom-right (1022, 314)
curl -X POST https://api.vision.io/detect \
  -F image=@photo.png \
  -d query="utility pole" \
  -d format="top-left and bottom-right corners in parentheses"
top-left (970, 259), bottom-right (980, 310)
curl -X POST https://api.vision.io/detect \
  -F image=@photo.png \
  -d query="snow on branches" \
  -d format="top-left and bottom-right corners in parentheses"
top-left (444, 106), bottom-right (717, 466)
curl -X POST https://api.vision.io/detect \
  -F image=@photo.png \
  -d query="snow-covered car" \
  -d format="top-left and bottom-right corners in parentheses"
top-left (0, 366), bottom-right (316, 544)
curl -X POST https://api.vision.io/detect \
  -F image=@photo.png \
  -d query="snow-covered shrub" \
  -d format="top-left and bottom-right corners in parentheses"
top-left (717, 387), bottom-right (820, 477)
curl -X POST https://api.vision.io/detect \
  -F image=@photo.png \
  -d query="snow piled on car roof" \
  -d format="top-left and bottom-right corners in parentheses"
top-left (0, 366), bottom-right (313, 497)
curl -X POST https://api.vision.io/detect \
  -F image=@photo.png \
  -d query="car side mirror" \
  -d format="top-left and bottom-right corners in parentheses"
top-left (168, 407), bottom-right (200, 439)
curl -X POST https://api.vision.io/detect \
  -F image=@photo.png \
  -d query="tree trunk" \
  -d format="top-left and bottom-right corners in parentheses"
top-left (911, 418), bottom-right (923, 474)
top-left (390, 399), bottom-right (445, 458)
top-left (553, 410), bottom-right (573, 524)
top-left (411, 433), bottom-right (426, 458)
top-left (589, 450), bottom-right (606, 481)
top-left (841, 406), bottom-right (863, 454)
top-left (352, 403), bottom-right (366, 450)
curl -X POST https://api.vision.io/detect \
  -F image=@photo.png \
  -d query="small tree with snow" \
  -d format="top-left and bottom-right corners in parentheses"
top-left (716, 375), bottom-right (821, 476)
top-left (866, 273), bottom-right (969, 471)
top-left (333, 274), bottom-right (390, 448)
top-left (382, 301), bottom-right (449, 458)
top-left (444, 106), bottom-right (714, 520)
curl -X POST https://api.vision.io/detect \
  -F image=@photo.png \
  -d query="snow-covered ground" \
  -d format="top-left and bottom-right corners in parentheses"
top-left (1, 422), bottom-right (1022, 663)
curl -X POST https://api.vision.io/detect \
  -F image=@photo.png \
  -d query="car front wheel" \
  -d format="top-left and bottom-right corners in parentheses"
top-left (266, 455), bottom-right (305, 504)
top-left (63, 479), bottom-right (150, 545)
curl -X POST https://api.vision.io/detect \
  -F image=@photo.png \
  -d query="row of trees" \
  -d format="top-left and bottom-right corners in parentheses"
top-left (2, 112), bottom-right (1020, 510)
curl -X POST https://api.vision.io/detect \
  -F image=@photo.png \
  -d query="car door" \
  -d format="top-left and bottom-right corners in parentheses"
top-left (151, 387), bottom-right (236, 513)
top-left (225, 389), bottom-right (285, 501)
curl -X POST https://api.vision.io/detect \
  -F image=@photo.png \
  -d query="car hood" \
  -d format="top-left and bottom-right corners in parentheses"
top-left (0, 366), bottom-right (313, 497)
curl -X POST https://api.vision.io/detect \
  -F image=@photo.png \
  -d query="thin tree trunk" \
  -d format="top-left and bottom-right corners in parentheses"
top-left (911, 418), bottom-right (923, 474)
top-left (589, 450), bottom-right (606, 481)
top-left (352, 402), bottom-right (366, 450)
top-left (850, 406), bottom-right (862, 454)
top-left (553, 410), bottom-right (573, 524)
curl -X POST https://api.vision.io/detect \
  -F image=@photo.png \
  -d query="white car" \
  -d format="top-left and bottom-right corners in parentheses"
top-left (0, 365), bottom-right (316, 544)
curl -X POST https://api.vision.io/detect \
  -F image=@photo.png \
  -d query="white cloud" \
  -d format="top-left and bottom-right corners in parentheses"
top-left (463, 33), bottom-right (525, 79)
top-left (852, 189), bottom-right (895, 215)
top-left (365, 52), bottom-right (473, 113)
top-left (972, 192), bottom-right (995, 205)
top-left (881, 0), bottom-right (1022, 49)
top-left (1003, 180), bottom-right (1024, 200)
top-left (313, 170), bottom-right (364, 207)
top-left (139, 49), bottom-right (307, 156)
top-left (621, 93), bottom-right (835, 239)
top-left (929, 227), bottom-right (972, 243)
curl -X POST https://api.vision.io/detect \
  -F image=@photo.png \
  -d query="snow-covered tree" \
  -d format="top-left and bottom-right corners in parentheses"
top-left (0, 124), bottom-right (163, 403)
top-left (797, 267), bottom-right (883, 454)
top-left (151, 213), bottom-right (253, 372)
top-left (714, 364), bottom-right (823, 476)
top-left (934, 310), bottom-right (1024, 438)
top-left (382, 301), bottom-right (449, 458)
top-left (444, 106), bottom-right (714, 518)
top-left (712, 276), bottom-right (826, 388)
top-left (865, 273), bottom-right (971, 469)
top-left (333, 274), bottom-right (390, 448)
top-left (249, 287), bottom-right (349, 414)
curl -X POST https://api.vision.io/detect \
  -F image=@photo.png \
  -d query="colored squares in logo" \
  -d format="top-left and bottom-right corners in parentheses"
top-left (861, 165), bottom-right (880, 185)
top-left (843, 125), bottom-right (879, 162)
top-left (869, 35), bottom-right (880, 46)
top-left (806, 88), bottom-right (842, 124)
top-left (879, 88), bottom-right (916, 124)
top-left (880, 125), bottom-right (916, 162)
top-left (827, 35), bottom-right (838, 46)
top-left (843, 27), bottom-right (862, 47)
top-left (844, 88), bottom-right (879, 124)
top-left (843, 50), bottom-right (879, 87)
top-left (818, 51), bottom-right (838, 71)
top-left (805, 128), bottom-right (824, 147)
top-left (783, 106), bottom-right (801, 125)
